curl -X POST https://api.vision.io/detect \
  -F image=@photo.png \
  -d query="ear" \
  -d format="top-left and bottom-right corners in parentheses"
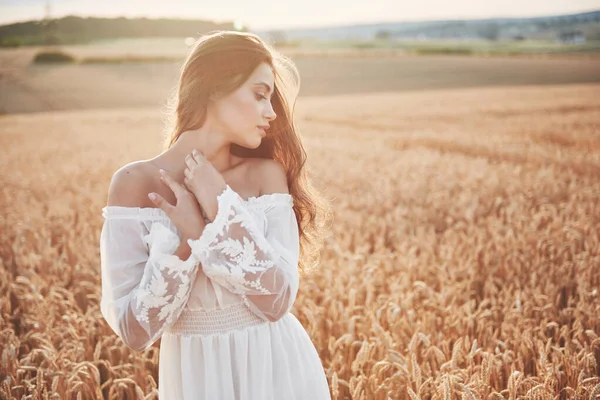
top-left (209, 87), bottom-right (229, 102)
top-left (206, 94), bottom-right (218, 112)
top-left (208, 89), bottom-right (220, 102)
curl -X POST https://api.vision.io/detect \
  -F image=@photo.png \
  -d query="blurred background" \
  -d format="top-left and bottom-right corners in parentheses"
top-left (1, 1), bottom-right (600, 399)
top-left (0, 0), bottom-right (599, 113)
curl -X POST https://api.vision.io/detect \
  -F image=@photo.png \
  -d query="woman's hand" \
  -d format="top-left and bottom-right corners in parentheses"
top-left (148, 169), bottom-right (206, 242)
top-left (183, 148), bottom-right (227, 222)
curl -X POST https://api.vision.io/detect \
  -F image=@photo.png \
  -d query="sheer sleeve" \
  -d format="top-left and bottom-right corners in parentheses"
top-left (187, 185), bottom-right (300, 322)
top-left (99, 210), bottom-right (200, 352)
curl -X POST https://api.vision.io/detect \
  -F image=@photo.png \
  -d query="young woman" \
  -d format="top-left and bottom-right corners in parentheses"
top-left (99, 30), bottom-right (332, 399)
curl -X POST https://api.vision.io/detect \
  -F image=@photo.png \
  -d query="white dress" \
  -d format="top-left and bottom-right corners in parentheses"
top-left (99, 184), bottom-right (331, 400)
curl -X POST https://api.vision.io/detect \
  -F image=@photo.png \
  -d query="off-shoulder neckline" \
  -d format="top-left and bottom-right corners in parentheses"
top-left (102, 191), bottom-right (293, 219)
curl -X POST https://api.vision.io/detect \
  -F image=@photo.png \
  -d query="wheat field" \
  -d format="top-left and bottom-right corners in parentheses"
top-left (1, 83), bottom-right (599, 399)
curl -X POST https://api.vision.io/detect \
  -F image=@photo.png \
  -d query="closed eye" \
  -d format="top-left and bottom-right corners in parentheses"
top-left (255, 93), bottom-right (268, 101)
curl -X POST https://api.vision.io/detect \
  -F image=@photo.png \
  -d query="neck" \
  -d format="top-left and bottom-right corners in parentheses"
top-left (166, 128), bottom-right (235, 174)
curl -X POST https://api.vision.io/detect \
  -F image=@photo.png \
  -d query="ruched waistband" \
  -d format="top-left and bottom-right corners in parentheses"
top-left (166, 303), bottom-right (267, 335)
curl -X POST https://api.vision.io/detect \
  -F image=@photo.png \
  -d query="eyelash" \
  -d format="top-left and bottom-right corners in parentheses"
top-left (255, 93), bottom-right (268, 101)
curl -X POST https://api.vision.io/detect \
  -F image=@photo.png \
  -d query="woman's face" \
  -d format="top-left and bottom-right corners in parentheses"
top-left (210, 62), bottom-right (277, 149)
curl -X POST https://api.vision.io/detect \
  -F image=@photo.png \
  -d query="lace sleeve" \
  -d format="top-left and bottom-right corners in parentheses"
top-left (99, 212), bottom-right (200, 352)
top-left (187, 185), bottom-right (300, 322)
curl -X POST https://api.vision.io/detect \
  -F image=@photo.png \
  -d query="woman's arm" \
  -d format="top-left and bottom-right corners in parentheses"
top-left (100, 215), bottom-right (201, 352)
top-left (99, 165), bottom-right (202, 352)
top-left (187, 184), bottom-right (300, 322)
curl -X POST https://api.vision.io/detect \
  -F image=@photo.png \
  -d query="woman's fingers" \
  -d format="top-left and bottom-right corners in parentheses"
top-left (148, 192), bottom-right (175, 215)
top-left (159, 169), bottom-right (186, 199)
top-left (192, 148), bottom-right (205, 165)
top-left (184, 154), bottom-right (196, 172)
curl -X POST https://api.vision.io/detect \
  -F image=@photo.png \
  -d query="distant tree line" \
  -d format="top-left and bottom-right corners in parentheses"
top-left (0, 16), bottom-right (242, 47)
top-left (372, 10), bottom-right (600, 41)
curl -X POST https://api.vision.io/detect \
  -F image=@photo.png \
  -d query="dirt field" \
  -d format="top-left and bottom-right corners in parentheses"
top-left (1, 46), bottom-right (600, 114)
top-left (1, 82), bottom-right (599, 398)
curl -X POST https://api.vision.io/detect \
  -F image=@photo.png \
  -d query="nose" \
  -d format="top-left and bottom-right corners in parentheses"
top-left (265, 102), bottom-right (276, 121)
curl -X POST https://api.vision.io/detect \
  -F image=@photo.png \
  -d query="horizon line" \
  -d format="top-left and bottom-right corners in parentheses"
top-left (0, 7), bottom-right (598, 32)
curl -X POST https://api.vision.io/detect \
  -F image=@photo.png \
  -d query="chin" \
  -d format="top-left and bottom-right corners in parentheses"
top-left (250, 136), bottom-right (263, 148)
top-left (239, 139), bottom-right (261, 150)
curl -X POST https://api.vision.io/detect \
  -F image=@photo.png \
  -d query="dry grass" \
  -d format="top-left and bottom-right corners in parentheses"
top-left (1, 83), bottom-right (599, 399)
top-left (2, 47), bottom-right (600, 115)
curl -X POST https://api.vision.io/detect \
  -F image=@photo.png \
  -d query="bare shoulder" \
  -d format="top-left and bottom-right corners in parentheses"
top-left (257, 158), bottom-right (289, 196)
top-left (107, 161), bottom-right (155, 207)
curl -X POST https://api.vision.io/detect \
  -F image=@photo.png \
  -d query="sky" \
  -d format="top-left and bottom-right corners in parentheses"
top-left (0, 0), bottom-right (598, 30)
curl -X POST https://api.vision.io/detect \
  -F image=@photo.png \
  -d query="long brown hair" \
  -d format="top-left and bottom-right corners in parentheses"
top-left (161, 30), bottom-right (332, 274)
